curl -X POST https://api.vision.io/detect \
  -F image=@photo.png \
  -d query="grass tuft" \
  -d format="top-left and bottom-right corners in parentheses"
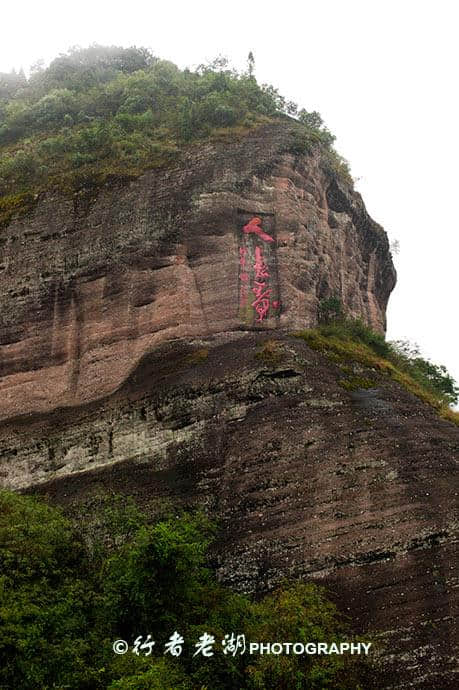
top-left (255, 339), bottom-right (285, 365)
top-left (293, 323), bottom-right (459, 426)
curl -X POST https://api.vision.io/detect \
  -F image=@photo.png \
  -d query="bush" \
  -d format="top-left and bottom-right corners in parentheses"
top-left (30, 88), bottom-right (78, 129)
top-left (0, 490), bottom-right (96, 689)
top-left (318, 296), bottom-right (343, 325)
top-left (390, 340), bottom-right (459, 405)
top-left (108, 659), bottom-right (193, 689)
top-left (101, 511), bottom-right (217, 639)
top-left (0, 45), bottom-right (344, 199)
top-left (0, 490), bottom-right (376, 689)
top-left (246, 582), bottom-right (365, 690)
top-left (0, 150), bottom-right (38, 181)
top-left (315, 304), bottom-right (392, 359)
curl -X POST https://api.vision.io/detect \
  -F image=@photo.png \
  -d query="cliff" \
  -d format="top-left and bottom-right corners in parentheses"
top-left (1, 122), bottom-right (457, 688)
top-left (0, 123), bottom-right (395, 421)
top-left (2, 332), bottom-right (457, 688)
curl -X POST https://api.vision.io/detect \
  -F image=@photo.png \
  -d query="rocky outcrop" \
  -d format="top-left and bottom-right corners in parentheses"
top-left (0, 123), bottom-right (395, 421)
top-left (1, 333), bottom-right (457, 688)
top-left (4, 122), bottom-right (454, 688)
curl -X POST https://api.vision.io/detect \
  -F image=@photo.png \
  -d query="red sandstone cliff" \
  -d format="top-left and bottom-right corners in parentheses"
top-left (2, 123), bottom-right (457, 689)
top-left (0, 123), bottom-right (395, 421)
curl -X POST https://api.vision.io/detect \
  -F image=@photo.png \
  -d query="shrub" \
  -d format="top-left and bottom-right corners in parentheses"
top-left (318, 296), bottom-right (343, 325)
top-left (0, 490), bottom-right (377, 689)
top-left (0, 490), bottom-right (96, 690)
top-left (390, 340), bottom-right (459, 406)
top-left (101, 511), bottom-right (217, 639)
top-left (0, 45), bottom-right (345, 201)
top-left (245, 583), bottom-right (372, 690)
top-left (108, 659), bottom-right (193, 689)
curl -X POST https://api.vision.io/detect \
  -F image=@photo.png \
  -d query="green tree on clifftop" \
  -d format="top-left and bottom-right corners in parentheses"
top-left (0, 44), bottom-right (350, 206)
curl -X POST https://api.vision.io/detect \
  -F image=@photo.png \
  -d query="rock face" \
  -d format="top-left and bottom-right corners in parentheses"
top-left (3, 122), bottom-right (457, 688)
top-left (1, 333), bottom-right (457, 689)
top-left (0, 123), bottom-right (395, 421)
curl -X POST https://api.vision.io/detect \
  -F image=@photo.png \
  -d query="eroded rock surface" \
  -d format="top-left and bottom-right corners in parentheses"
top-left (0, 333), bottom-right (457, 688)
top-left (2, 123), bottom-right (455, 688)
top-left (0, 123), bottom-right (395, 421)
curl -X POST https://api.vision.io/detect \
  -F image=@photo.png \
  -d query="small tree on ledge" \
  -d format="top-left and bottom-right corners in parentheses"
top-left (318, 296), bottom-right (343, 325)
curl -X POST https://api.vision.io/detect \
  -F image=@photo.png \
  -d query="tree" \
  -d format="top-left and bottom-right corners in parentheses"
top-left (0, 490), bottom-right (96, 689)
top-left (391, 340), bottom-right (459, 405)
top-left (101, 511), bottom-right (217, 639)
top-left (0, 490), bottom-right (376, 689)
top-left (0, 69), bottom-right (26, 100)
top-left (298, 108), bottom-right (324, 129)
top-left (318, 296), bottom-right (343, 324)
top-left (0, 45), bottom-right (341, 197)
top-left (247, 51), bottom-right (255, 78)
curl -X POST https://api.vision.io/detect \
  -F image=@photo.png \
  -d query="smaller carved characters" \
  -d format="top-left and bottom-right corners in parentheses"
top-left (239, 246), bottom-right (249, 306)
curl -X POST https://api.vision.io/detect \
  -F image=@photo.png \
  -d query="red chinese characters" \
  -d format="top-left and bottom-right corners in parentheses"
top-left (253, 246), bottom-right (269, 280)
top-left (242, 216), bottom-right (274, 243)
top-left (252, 279), bottom-right (272, 322)
top-left (239, 217), bottom-right (279, 322)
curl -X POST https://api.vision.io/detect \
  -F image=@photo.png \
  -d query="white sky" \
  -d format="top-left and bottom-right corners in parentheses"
top-left (2, 0), bottom-right (458, 396)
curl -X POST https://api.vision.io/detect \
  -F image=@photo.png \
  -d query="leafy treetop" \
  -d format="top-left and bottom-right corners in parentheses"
top-left (0, 45), bottom-right (350, 201)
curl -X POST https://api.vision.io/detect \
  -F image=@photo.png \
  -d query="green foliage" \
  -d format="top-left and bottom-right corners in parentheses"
top-left (298, 109), bottom-right (324, 130)
top-left (107, 658), bottom-right (193, 689)
top-left (0, 191), bottom-right (37, 228)
top-left (315, 316), bottom-right (392, 358)
top-left (340, 376), bottom-right (376, 391)
top-left (0, 490), bottom-right (97, 689)
top-left (247, 52), bottom-right (255, 79)
top-left (0, 490), bottom-right (376, 689)
top-left (317, 296), bottom-right (343, 325)
top-left (101, 511), bottom-right (216, 639)
top-left (320, 148), bottom-right (353, 186)
top-left (390, 340), bottom-right (459, 406)
top-left (0, 45), bottom-right (345, 204)
top-left (293, 322), bottom-right (459, 423)
top-left (245, 583), bottom-right (362, 689)
top-left (298, 108), bottom-right (336, 149)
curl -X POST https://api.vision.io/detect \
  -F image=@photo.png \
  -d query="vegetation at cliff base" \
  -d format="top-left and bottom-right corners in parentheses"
top-left (0, 490), bottom-right (377, 689)
top-left (0, 45), bottom-right (349, 218)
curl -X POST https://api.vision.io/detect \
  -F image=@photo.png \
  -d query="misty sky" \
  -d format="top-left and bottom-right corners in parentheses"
top-left (2, 0), bottom-right (458, 395)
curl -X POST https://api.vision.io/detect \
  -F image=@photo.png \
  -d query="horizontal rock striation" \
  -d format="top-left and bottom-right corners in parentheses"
top-left (0, 333), bottom-right (456, 688)
top-left (3, 123), bottom-right (454, 688)
top-left (0, 123), bottom-right (395, 421)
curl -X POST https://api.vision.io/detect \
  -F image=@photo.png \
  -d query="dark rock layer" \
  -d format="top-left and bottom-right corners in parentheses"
top-left (1, 333), bottom-right (457, 688)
